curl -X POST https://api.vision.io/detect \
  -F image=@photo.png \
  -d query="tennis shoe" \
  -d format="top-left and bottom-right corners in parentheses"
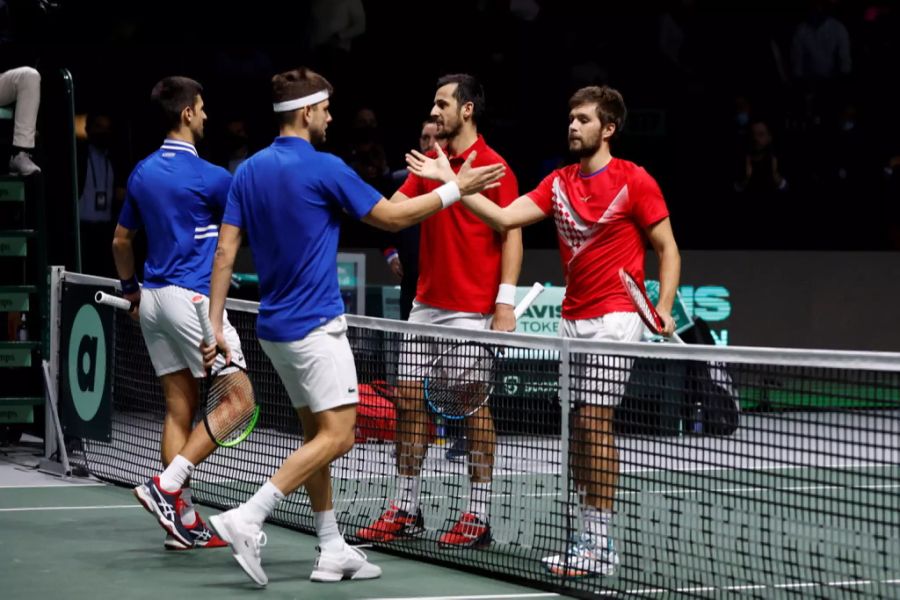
top-left (445, 437), bottom-right (467, 462)
top-left (355, 504), bottom-right (424, 542)
top-left (165, 502), bottom-right (228, 550)
top-left (133, 476), bottom-right (193, 548)
top-left (209, 508), bottom-right (268, 586)
top-left (438, 512), bottom-right (492, 548)
top-left (541, 533), bottom-right (619, 577)
top-left (310, 544), bottom-right (382, 582)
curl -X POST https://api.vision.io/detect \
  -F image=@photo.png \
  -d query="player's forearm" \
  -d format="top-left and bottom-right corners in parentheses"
top-left (388, 191), bottom-right (444, 230)
top-left (460, 193), bottom-right (510, 233)
top-left (498, 227), bottom-right (523, 287)
top-left (208, 248), bottom-right (234, 331)
top-left (655, 244), bottom-right (681, 314)
top-left (111, 236), bottom-right (135, 280)
top-left (209, 226), bottom-right (241, 330)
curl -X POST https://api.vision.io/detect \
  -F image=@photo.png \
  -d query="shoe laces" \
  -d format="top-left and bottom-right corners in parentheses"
top-left (569, 532), bottom-right (598, 556)
top-left (251, 530), bottom-right (267, 556)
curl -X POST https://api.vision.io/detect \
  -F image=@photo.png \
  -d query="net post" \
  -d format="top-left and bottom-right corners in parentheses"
top-left (41, 266), bottom-right (66, 469)
top-left (558, 338), bottom-right (572, 549)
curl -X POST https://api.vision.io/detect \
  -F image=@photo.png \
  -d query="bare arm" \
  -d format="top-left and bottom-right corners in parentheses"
top-left (361, 193), bottom-right (444, 232)
top-left (363, 152), bottom-right (505, 231)
top-left (492, 226), bottom-right (523, 331)
top-left (405, 146), bottom-right (546, 232)
top-left (111, 224), bottom-right (137, 282)
top-left (645, 217), bottom-right (681, 336)
top-left (203, 223), bottom-right (243, 365)
top-left (461, 194), bottom-right (547, 233)
top-left (111, 225), bottom-right (140, 318)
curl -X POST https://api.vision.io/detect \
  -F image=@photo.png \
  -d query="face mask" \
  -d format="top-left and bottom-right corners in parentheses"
top-left (736, 112), bottom-right (750, 127)
top-left (841, 120), bottom-right (856, 132)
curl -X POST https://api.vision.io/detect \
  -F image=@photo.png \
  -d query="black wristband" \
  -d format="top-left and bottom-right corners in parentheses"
top-left (120, 275), bottom-right (140, 296)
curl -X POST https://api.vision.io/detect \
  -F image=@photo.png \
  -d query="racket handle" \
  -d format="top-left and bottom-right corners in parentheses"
top-left (192, 295), bottom-right (217, 346)
top-left (513, 282), bottom-right (545, 319)
top-left (95, 291), bottom-right (134, 311)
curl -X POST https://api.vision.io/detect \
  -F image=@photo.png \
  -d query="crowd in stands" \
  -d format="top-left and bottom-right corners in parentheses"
top-left (4, 0), bottom-right (900, 256)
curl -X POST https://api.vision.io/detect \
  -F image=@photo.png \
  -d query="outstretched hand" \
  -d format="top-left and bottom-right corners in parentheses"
top-left (455, 150), bottom-right (506, 196)
top-left (406, 144), bottom-right (505, 196)
top-left (405, 143), bottom-right (453, 182)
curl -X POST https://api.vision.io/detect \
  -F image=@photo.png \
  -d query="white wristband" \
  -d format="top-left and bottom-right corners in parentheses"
top-left (495, 283), bottom-right (516, 306)
top-left (435, 181), bottom-right (460, 208)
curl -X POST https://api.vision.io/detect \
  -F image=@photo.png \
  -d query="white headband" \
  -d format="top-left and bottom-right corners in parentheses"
top-left (272, 90), bottom-right (330, 113)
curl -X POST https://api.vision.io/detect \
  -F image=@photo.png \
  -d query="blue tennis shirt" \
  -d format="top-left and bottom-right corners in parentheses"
top-left (224, 136), bottom-right (382, 342)
top-left (118, 139), bottom-right (232, 295)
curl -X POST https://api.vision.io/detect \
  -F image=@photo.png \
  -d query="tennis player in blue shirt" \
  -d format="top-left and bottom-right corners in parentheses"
top-left (202, 67), bottom-right (506, 587)
top-left (113, 77), bottom-right (248, 550)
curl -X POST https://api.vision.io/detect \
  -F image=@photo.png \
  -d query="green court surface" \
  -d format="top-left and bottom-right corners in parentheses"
top-left (0, 484), bottom-right (567, 600)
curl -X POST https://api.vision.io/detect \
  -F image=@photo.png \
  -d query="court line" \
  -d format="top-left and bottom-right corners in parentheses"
top-left (619, 482), bottom-right (900, 497)
top-left (362, 594), bottom-right (559, 600)
top-left (0, 483), bottom-right (104, 489)
top-left (592, 578), bottom-right (900, 596)
top-left (324, 481), bottom-right (900, 505)
top-left (0, 504), bottom-right (139, 512)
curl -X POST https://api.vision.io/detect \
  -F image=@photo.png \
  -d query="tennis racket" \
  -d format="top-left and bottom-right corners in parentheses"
top-left (192, 296), bottom-right (260, 447)
top-left (95, 291), bottom-right (136, 311)
top-left (424, 282), bottom-right (545, 419)
top-left (618, 268), bottom-right (684, 344)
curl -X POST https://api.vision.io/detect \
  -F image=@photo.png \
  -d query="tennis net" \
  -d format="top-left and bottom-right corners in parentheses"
top-left (57, 272), bottom-right (900, 598)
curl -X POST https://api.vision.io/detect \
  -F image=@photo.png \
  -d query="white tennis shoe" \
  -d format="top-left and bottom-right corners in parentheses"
top-left (310, 543), bottom-right (382, 582)
top-left (209, 508), bottom-right (268, 586)
top-left (541, 532), bottom-right (619, 578)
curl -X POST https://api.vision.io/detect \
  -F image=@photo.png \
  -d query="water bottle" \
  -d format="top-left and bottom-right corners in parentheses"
top-left (16, 313), bottom-right (28, 341)
top-left (435, 416), bottom-right (446, 446)
top-left (692, 402), bottom-right (703, 434)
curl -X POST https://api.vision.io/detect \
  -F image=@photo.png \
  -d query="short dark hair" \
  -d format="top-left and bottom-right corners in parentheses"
top-left (150, 76), bottom-right (203, 133)
top-left (569, 86), bottom-right (627, 138)
top-left (436, 73), bottom-right (485, 126)
top-left (271, 67), bottom-right (334, 125)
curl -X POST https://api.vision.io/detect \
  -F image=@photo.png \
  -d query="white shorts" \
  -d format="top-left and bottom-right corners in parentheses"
top-left (561, 312), bottom-right (644, 406)
top-left (139, 286), bottom-right (246, 378)
top-left (398, 300), bottom-right (492, 381)
top-left (259, 315), bottom-right (359, 413)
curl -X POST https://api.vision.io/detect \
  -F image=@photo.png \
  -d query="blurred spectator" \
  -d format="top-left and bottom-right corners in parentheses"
top-left (346, 106), bottom-right (392, 194)
top-left (735, 120), bottom-right (788, 194)
top-left (0, 65), bottom-right (39, 175)
top-left (791, 0), bottom-right (852, 126)
top-left (381, 118), bottom-right (440, 320)
top-left (78, 112), bottom-right (124, 276)
top-left (310, 0), bottom-right (365, 53)
top-left (791, 1), bottom-right (852, 84)
top-left (222, 117), bottom-right (250, 174)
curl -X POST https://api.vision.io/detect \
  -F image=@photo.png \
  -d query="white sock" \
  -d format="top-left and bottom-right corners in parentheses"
top-left (394, 476), bottom-right (421, 515)
top-left (240, 480), bottom-right (285, 526)
top-left (583, 506), bottom-right (610, 543)
top-left (180, 487), bottom-right (197, 525)
top-left (467, 481), bottom-right (492, 521)
top-left (159, 455), bottom-right (194, 492)
top-left (315, 509), bottom-right (345, 552)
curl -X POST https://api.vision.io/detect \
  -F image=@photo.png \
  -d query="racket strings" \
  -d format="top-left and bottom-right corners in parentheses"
top-left (207, 371), bottom-right (257, 438)
top-left (428, 346), bottom-right (495, 417)
top-left (624, 278), bottom-right (661, 331)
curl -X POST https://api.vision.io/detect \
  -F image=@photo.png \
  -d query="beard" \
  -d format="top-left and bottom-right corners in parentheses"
top-left (310, 126), bottom-right (327, 146)
top-left (435, 115), bottom-right (462, 141)
top-left (568, 137), bottom-right (600, 158)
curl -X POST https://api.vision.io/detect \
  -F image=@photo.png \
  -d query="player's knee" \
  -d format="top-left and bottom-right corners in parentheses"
top-left (330, 428), bottom-right (355, 458)
top-left (315, 425), bottom-right (356, 459)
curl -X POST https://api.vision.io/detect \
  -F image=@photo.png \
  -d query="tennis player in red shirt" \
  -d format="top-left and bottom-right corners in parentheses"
top-left (357, 74), bottom-right (522, 549)
top-left (406, 85), bottom-right (681, 577)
